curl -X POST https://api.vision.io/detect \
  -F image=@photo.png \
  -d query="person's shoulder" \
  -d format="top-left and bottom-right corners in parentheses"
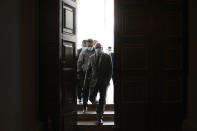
top-left (81, 49), bottom-right (88, 54)
top-left (103, 53), bottom-right (110, 57)
top-left (101, 53), bottom-right (110, 59)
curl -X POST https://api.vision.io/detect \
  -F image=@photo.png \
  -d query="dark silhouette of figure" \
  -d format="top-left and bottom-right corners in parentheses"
top-left (76, 40), bottom-right (87, 103)
top-left (77, 39), bottom-right (95, 113)
top-left (84, 43), bottom-right (113, 125)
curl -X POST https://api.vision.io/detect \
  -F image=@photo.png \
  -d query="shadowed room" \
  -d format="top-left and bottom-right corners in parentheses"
top-left (2, 0), bottom-right (197, 131)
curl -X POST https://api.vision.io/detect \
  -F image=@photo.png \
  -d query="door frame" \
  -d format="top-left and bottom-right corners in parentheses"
top-left (36, 0), bottom-right (188, 130)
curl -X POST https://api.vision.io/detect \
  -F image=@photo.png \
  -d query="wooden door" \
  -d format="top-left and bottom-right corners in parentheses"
top-left (59, 0), bottom-right (77, 131)
top-left (114, 0), bottom-right (186, 131)
top-left (39, 0), bottom-right (77, 131)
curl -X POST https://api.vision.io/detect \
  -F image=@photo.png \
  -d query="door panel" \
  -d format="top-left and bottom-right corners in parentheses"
top-left (60, 0), bottom-right (77, 131)
top-left (39, 0), bottom-right (77, 130)
top-left (114, 0), bottom-right (153, 130)
top-left (62, 4), bottom-right (75, 34)
top-left (114, 0), bottom-right (186, 130)
top-left (39, 0), bottom-right (61, 130)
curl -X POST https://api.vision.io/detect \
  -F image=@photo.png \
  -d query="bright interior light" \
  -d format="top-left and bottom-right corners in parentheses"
top-left (77, 0), bottom-right (114, 104)
top-left (77, 0), bottom-right (114, 52)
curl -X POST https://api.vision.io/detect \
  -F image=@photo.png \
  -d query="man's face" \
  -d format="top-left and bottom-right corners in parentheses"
top-left (108, 48), bottom-right (112, 52)
top-left (90, 42), bottom-right (93, 47)
top-left (82, 43), bottom-right (86, 47)
top-left (87, 42), bottom-right (93, 47)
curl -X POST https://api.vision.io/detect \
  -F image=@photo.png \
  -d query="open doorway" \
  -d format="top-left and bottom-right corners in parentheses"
top-left (76, 0), bottom-right (115, 127)
top-left (38, 0), bottom-right (186, 130)
top-left (39, 0), bottom-right (115, 129)
top-left (77, 0), bottom-right (114, 104)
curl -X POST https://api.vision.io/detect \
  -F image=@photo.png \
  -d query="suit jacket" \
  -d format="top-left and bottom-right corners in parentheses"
top-left (109, 52), bottom-right (114, 66)
top-left (77, 48), bottom-right (95, 73)
top-left (84, 52), bottom-right (113, 88)
top-left (76, 48), bottom-right (82, 60)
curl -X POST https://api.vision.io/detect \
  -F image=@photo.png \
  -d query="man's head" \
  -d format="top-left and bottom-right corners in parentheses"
top-left (82, 40), bottom-right (87, 47)
top-left (95, 43), bottom-right (102, 49)
top-left (95, 43), bottom-right (103, 55)
top-left (93, 40), bottom-right (98, 46)
top-left (86, 39), bottom-right (94, 47)
top-left (108, 46), bottom-right (112, 52)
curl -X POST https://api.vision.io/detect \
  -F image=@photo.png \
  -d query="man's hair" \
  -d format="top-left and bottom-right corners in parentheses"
top-left (82, 40), bottom-right (87, 45)
top-left (108, 46), bottom-right (112, 49)
top-left (93, 40), bottom-right (98, 43)
top-left (95, 43), bottom-right (102, 49)
top-left (87, 39), bottom-right (93, 44)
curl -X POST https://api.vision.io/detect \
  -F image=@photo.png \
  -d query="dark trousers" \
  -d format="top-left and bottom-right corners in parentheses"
top-left (83, 86), bottom-right (89, 107)
top-left (89, 81), bottom-right (108, 118)
top-left (76, 72), bottom-right (85, 100)
top-left (76, 82), bottom-right (82, 100)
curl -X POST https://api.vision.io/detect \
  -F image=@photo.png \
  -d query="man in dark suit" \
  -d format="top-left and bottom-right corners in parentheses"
top-left (76, 40), bottom-right (87, 103)
top-left (84, 43), bottom-right (113, 125)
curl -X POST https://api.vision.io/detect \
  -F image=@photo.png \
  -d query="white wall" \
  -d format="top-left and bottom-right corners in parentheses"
top-left (77, 0), bottom-right (114, 52)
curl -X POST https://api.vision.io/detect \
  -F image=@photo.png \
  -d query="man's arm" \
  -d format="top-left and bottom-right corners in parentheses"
top-left (105, 54), bottom-right (113, 84)
top-left (83, 58), bottom-right (92, 88)
top-left (77, 51), bottom-right (84, 73)
top-left (76, 49), bottom-right (81, 60)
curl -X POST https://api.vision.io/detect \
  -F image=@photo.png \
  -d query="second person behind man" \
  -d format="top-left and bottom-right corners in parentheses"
top-left (77, 39), bottom-right (95, 113)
